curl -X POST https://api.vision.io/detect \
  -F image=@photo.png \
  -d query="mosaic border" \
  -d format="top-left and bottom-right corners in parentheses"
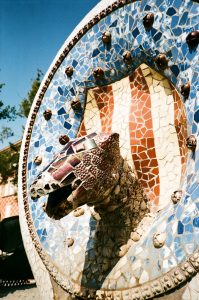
top-left (20, 0), bottom-right (199, 298)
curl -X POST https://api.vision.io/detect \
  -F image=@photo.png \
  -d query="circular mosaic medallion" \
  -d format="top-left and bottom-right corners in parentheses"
top-left (19, 0), bottom-right (199, 299)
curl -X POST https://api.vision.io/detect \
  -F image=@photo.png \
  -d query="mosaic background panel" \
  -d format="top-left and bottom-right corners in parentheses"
top-left (80, 64), bottom-right (187, 209)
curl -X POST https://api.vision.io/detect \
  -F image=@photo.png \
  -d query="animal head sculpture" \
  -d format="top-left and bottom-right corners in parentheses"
top-left (30, 133), bottom-right (122, 219)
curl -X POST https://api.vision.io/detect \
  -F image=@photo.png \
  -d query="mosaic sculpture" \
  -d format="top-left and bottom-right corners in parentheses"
top-left (18, 0), bottom-right (199, 299)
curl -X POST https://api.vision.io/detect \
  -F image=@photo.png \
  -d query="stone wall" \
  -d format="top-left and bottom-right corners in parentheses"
top-left (0, 192), bottom-right (18, 220)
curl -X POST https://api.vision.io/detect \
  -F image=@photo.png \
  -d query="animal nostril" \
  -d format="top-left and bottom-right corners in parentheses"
top-left (71, 179), bottom-right (82, 190)
top-left (44, 184), bottom-right (51, 190)
top-left (51, 183), bottom-right (60, 190)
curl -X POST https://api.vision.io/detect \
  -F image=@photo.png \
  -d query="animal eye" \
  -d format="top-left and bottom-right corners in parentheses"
top-left (72, 137), bottom-right (86, 153)
top-left (83, 139), bottom-right (97, 150)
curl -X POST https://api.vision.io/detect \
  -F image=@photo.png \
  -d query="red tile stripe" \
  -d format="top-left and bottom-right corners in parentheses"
top-left (91, 85), bottom-right (114, 133)
top-left (129, 67), bottom-right (160, 204)
top-left (77, 120), bottom-right (87, 137)
top-left (171, 85), bottom-right (188, 180)
top-left (77, 66), bottom-right (187, 207)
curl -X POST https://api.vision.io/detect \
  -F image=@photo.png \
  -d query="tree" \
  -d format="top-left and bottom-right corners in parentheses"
top-left (18, 69), bottom-right (43, 118)
top-left (0, 127), bottom-right (14, 143)
top-left (0, 83), bottom-right (17, 121)
top-left (0, 70), bottom-right (43, 184)
top-left (0, 83), bottom-right (17, 142)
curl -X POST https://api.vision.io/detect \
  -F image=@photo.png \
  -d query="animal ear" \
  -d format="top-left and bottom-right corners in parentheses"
top-left (110, 132), bottom-right (119, 141)
top-left (107, 132), bottom-right (120, 146)
top-left (99, 132), bottom-right (120, 150)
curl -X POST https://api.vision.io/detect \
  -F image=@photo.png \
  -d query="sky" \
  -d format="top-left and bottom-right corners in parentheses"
top-left (0, 0), bottom-right (99, 149)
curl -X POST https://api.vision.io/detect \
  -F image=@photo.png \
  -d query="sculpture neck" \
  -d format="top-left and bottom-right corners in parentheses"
top-left (94, 159), bottom-right (149, 230)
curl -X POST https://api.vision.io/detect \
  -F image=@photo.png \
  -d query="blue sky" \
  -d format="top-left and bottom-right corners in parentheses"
top-left (0, 0), bottom-right (99, 149)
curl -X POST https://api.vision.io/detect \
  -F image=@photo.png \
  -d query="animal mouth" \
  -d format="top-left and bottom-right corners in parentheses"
top-left (44, 185), bottom-right (74, 220)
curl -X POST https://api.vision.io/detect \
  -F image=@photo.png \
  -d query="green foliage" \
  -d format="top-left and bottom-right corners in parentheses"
top-left (0, 127), bottom-right (14, 143)
top-left (0, 83), bottom-right (17, 121)
top-left (18, 69), bottom-right (43, 118)
top-left (0, 70), bottom-right (43, 184)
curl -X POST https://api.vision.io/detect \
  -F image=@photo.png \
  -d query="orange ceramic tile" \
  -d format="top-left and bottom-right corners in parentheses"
top-left (92, 86), bottom-right (114, 133)
top-left (77, 121), bottom-right (87, 137)
top-left (171, 85), bottom-right (188, 180)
